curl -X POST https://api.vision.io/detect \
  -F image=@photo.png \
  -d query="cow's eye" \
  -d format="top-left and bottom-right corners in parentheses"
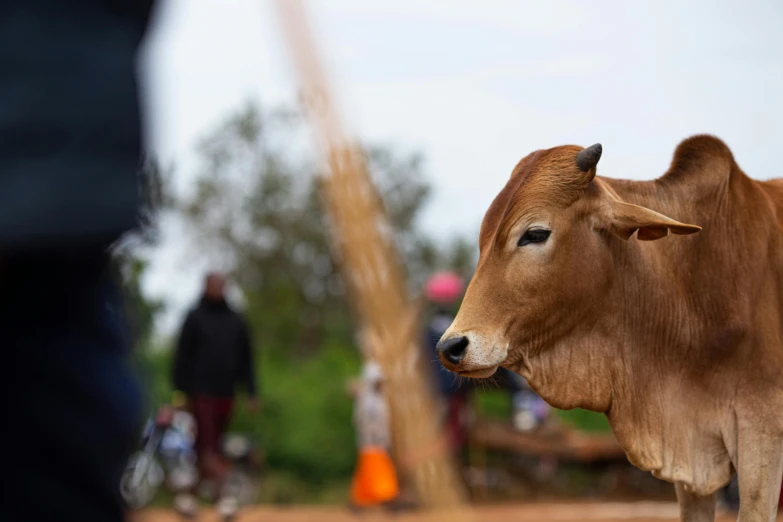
top-left (518, 228), bottom-right (551, 247)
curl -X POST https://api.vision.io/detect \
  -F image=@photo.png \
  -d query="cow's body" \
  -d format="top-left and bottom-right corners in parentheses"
top-left (437, 136), bottom-right (783, 521)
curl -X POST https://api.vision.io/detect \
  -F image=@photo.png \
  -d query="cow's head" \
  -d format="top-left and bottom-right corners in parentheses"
top-left (437, 144), bottom-right (701, 382)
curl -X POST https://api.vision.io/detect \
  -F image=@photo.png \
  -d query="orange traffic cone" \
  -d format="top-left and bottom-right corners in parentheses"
top-left (350, 445), bottom-right (399, 507)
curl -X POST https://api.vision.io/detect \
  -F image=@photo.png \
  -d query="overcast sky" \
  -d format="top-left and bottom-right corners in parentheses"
top-left (139, 0), bottom-right (783, 331)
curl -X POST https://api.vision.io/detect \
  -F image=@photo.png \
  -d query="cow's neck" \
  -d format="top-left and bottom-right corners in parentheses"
top-left (607, 240), bottom-right (734, 494)
top-left (514, 225), bottom-right (695, 410)
top-left (514, 227), bottom-right (734, 495)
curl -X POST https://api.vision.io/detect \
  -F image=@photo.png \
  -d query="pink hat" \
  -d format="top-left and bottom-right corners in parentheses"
top-left (424, 271), bottom-right (465, 304)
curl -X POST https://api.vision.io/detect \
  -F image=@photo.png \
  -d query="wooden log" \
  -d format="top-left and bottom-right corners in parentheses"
top-left (470, 419), bottom-right (627, 463)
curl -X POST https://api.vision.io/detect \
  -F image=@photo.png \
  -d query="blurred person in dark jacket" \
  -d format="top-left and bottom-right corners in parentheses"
top-left (172, 272), bottom-right (258, 516)
top-left (0, 1), bottom-right (155, 521)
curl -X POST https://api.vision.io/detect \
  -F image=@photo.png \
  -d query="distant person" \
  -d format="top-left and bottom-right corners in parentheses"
top-left (349, 361), bottom-right (400, 511)
top-left (510, 374), bottom-right (552, 432)
top-left (172, 272), bottom-right (258, 518)
top-left (0, 1), bottom-right (155, 521)
top-left (422, 272), bottom-right (472, 451)
top-left (423, 272), bottom-right (528, 446)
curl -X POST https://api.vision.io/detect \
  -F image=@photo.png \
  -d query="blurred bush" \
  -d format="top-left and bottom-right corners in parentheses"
top-left (134, 335), bottom-right (361, 496)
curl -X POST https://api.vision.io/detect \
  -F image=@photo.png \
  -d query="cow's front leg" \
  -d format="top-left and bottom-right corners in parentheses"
top-left (736, 429), bottom-right (783, 522)
top-left (676, 482), bottom-right (716, 522)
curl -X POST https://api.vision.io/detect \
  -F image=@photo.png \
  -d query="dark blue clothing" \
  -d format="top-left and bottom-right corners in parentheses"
top-left (1, 255), bottom-right (142, 522)
top-left (498, 367), bottom-right (524, 392)
top-left (424, 311), bottom-right (469, 396)
top-left (0, 1), bottom-right (154, 520)
top-left (0, 0), bottom-right (154, 253)
top-left (424, 311), bottom-right (523, 396)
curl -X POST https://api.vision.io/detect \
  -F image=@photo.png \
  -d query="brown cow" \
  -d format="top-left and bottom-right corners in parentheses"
top-left (437, 135), bottom-right (783, 522)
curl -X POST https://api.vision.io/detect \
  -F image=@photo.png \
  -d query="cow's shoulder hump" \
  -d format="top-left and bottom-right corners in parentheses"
top-left (663, 134), bottom-right (737, 187)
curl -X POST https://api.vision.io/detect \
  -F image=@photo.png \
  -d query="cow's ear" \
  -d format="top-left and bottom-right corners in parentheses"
top-left (609, 201), bottom-right (701, 241)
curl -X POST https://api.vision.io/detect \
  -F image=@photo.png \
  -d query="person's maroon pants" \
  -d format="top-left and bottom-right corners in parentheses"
top-left (192, 396), bottom-right (234, 483)
top-left (445, 392), bottom-right (469, 450)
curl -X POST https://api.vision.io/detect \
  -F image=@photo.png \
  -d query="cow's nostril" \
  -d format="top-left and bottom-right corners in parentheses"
top-left (437, 336), bottom-right (469, 366)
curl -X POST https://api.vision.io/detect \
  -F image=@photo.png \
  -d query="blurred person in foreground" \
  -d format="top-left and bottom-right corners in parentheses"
top-left (0, 1), bottom-right (155, 521)
top-left (172, 272), bottom-right (258, 518)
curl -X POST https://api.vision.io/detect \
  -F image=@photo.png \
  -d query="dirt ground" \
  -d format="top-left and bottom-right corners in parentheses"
top-left (129, 502), bottom-right (763, 522)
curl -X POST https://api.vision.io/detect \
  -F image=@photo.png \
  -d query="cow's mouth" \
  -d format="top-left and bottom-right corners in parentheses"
top-left (457, 366), bottom-right (499, 379)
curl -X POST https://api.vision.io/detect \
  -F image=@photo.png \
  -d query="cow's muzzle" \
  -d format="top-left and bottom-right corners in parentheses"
top-left (437, 331), bottom-right (505, 378)
top-left (437, 335), bottom-right (469, 366)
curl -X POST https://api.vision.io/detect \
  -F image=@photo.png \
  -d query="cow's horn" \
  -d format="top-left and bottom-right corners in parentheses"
top-left (576, 143), bottom-right (602, 172)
